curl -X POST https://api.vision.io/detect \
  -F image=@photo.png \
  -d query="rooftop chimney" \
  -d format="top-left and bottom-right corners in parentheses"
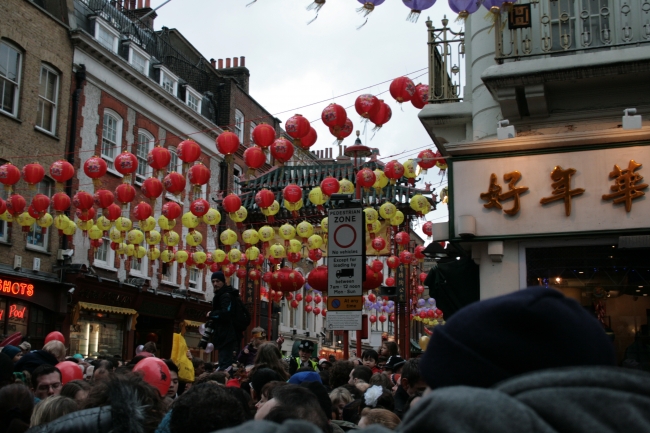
top-left (226, 58), bottom-right (231, 68)
top-left (240, 56), bottom-right (246, 67)
top-left (218, 59), bottom-right (223, 69)
top-left (233, 57), bottom-right (239, 67)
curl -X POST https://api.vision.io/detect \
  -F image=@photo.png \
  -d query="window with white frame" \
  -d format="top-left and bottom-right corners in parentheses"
top-left (185, 86), bottom-right (201, 113)
top-left (130, 229), bottom-right (148, 276)
top-left (249, 121), bottom-right (256, 146)
top-left (94, 237), bottom-right (115, 269)
top-left (234, 109), bottom-right (244, 142)
top-left (168, 146), bottom-right (180, 173)
top-left (161, 261), bottom-right (177, 284)
top-left (93, 19), bottom-right (119, 53)
top-left (127, 43), bottom-right (150, 75)
top-left (0, 41), bottom-right (22, 117)
top-left (233, 164), bottom-right (242, 195)
top-left (26, 179), bottom-right (53, 251)
top-left (135, 130), bottom-right (153, 183)
top-left (101, 110), bottom-right (121, 170)
top-left (36, 65), bottom-right (59, 134)
top-left (157, 66), bottom-right (178, 97)
top-left (188, 267), bottom-right (202, 291)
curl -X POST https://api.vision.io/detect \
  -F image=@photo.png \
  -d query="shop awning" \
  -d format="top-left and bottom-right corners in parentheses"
top-left (184, 320), bottom-right (204, 328)
top-left (78, 302), bottom-right (137, 315)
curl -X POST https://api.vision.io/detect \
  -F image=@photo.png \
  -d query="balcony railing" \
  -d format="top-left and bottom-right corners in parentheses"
top-left (426, 16), bottom-right (465, 104)
top-left (495, 0), bottom-right (650, 63)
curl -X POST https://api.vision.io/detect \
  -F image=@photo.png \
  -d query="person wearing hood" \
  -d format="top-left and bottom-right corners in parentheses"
top-left (207, 271), bottom-right (241, 371)
top-left (2, 345), bottom-right (23, 363)
top-left (14, 341), bottom-right (65, 375)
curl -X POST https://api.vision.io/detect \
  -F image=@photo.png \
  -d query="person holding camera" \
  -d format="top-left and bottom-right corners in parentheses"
top-left (205, 271), bottom-right (242, 371)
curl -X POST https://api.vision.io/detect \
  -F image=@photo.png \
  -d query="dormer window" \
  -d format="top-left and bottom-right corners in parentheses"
top-left (125, 41), bottom-right (150, 75)
top-left (92, 17), bottom-right (119, 53)
top-left (185, 85), bottom-right (202, 112)
top-left (155, 65), bottom-right (178, 96)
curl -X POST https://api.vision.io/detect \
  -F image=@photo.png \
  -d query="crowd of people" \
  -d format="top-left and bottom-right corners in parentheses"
top-left (1, 283), bottom-right (650, 433)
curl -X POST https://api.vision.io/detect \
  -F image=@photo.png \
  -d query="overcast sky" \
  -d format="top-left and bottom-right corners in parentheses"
top-left (154, 0), bottom-right (457, 229)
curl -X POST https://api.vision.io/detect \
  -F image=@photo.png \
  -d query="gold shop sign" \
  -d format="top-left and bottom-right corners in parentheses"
top-left (451, 146), bottom-right (650, 238)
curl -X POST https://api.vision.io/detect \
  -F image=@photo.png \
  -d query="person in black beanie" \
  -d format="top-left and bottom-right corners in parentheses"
top-left (420, 286), bottom-right (616, 390)
top-left (207, 270), bottom-right (241, 371)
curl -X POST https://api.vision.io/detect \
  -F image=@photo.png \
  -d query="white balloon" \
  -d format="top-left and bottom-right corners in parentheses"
top-left (205, 343), bottom-right (214, 354)
top-left (135, 345), bottom-right (144, 355)
top-left (198, 323), bottom-right (206, 336)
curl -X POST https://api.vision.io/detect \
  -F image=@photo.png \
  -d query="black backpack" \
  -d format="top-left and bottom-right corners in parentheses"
top-left (230, 292), bottom-right (251, 333)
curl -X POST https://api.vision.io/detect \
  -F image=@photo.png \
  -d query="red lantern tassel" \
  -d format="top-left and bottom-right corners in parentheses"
top-left (292, 211), bottom-right (298, 218)
top-left (267, 215), bottom-right (275, 223)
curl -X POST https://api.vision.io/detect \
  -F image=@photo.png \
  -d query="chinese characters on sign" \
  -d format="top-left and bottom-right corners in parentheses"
top-left (479, 171), bottom-right (529, 215)
top-left (540, 166), bottom-right (585, 216)
top-left (602, 160), bottom-right (648, 212)
top-left (480, 160), bottom-right (647, 215)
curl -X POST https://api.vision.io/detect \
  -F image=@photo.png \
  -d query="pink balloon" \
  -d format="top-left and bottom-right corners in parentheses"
top-left (133, 357), bottom-right (171, 397)
top-left (56, 361), bottom-right (83, 384)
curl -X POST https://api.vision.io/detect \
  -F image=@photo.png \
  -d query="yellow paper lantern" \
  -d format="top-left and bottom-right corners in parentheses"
top-left (147, 247), bottom-right (161, 261)
top-left (17, 212), bottom-right (35, 228)
top-left (288, 239), bottom-right (302, 254)
top-left (242, 229), bottom-right (260, 246)
top-left (158, 215), bottom-right (175, 231)
top-left (140, 216), bottom-right (156, 233)
top-left (126, 244), bottom-right (135, 257)
top-left (321, 217), bottom-right (328, 233)
top-left (109, 228), bottom-right (123, 243)
top-left (54, 214), bottom-right (69, 231)
top-left (278, 223), bottom-right (296, 242)
top-left (379, 202), bottom-right (397, 220)
top-left (202, 208), bottom-right (221, 228)
top-left (307, 234), bottom-right (323, 250)
top-left (296, 221), bottom-right (314, 240)
top-left (133, 245), bottom-right (146, 260)
top-left (116, 242), bottom-right (128, 256)
top-left (181, 212), bottom-right (199, 230)
top-left (0, 211), bottom-right (10, 222)
top-left (115, 217), bottom-right (132, 233)
top-left (77, 219), bottom-right (94, 232)
top-left (228, 248), bottom-right (242, 264)
top-left (370, 220), bottom-right (381, 234)
top-left (261, 200), bottom-right (280, 219)
top-left (146, 230), bottom-right (161, 246)
top-left (161, 249), bottom-right (175, 263)
top-left (88, 225), bottom-right (103, 240)
top-left (403, 159), bottom-right (418, 184)
top-left (364, 208), bottom-right (379, 225)
top-left (258, 225), bottom-right (275, 243)
top-left (373, 169), bottom-right (389, 193)
top-left (245, 246), bottom-right (260, 261)
top-left (308, 187), bottom-right (326, 208)
top-left (230, 206), bottom-right (248, 223)
top-left (176, 250), bottom-right (189, 264)
top-left (127, 229), bottom-right (145, 246)
top-left (185, 231), bottom-right (203, 247)
top-left (390, 210), bottom-right (404, 227)
top-left (96, 215), bottom-right (112, 232)
top-left (338, 178), bottom-right (354, 194)
top-left (410, 194), bottom-right (430, 215)
top-left (269, 243), bottom-right (285, 259)
top-left (212, 249), bottom-right (227, 263)
top-left (220, 229), bottom-right (238, 246)
top-left (193, 251), bottom-right (207, 265)
top-left (36, 213), bottom-right (53, 230)
top-left (163, 231), bottom-right (180, 248)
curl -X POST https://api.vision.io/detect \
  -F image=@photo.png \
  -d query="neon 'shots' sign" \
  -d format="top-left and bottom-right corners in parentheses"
top-left (0, 279), bottom-right (35, 297)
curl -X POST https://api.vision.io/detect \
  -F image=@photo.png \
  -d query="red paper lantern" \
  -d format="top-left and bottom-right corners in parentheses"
top-left (378, 315), bottom-right (387, 323)
top-left (330, 118), bottom-right (353, 144)
top-left (314, 295), bottom-right (322, 304)
top-left (83, 156), bottom-right (108, 189)
top-left (252, 123), bottom-right (276, 148)
top-left (389, 76), bottom-right (416, 103)
top-left (163, 172), bottom-right (186, 195)
top-left (295, 293), bottom-right (303, 302)
top-left (216, 131), bottom-right (240, 161)
top-left (355, 94), bottom-right (380, 119)
top-left (249, 269), bottom-right (261, 281)
top-left (416, 285), bottom-right (425, 294)
top-left (177, 140), bottom-right (201, 164)
top-left (411, 83), bottom-right (429, 109)
top-left (236, 267), bottom-right (247, 279)
top-left (308, 265), bottom-right (328, 292)
top-left (133, 201), bottom-right (152, 222)
top-left (105, 203), bottom-right (122, 221)
top-left (262, 271), bottom-right (273, 283)
top-left (384, 160), bottom-right (405, 184)
top-left (283, 184), bottom-right (302, 204)
top-left (389, 313), bottom-right (395, 322)
top-left (308, 248), bottom-right (323, 262)
top-left (223, 263), bottom-right (237, 276)
top-left (356, 168), bottom-right (376, 191)
top-left (115, 183), bottom-right (136, 206)
top-left (73, 191), bottom-right (94, 211)
top-left (369, 100), bottom-right (392, 129)
top-left (298, 127), bottom-right (317, 150)
top-left (270, 138), bottom-right (294, 165)
top-left (51, 192), bottom-right (71, 213)
top-left (49, 160), bottom-right (75, 185)
top-left (287, 252), bottom-right (301, 263)
top-left (322, 309), bottom-right (327, 317)
top-left (363, 265), bottom-right (383, 291)
top-left (147, 146), bottom-right (171, 171)
top-left (321, 103), bottom-right (347, 130)
top-left (30, 205), bottom-right (42, 219)
top-left (305, 305), bottom-right (313, 313)
top-left (290, 300), bottom-right (299, 309)
top-left (190, 198), bottom-right (210, 217)
top-left (399, 250), bottom-right (413, 264)
top-left (141, 177), bottom-right (164, 202)
top-left (6, 194), bottom-right (26, 216)
top-left (385, 276), bottom-right (395, 286)
top-left (419, 272), bottom-right (428, 283)
top-left (255, 189), bottom-right (275, 209)
top-left (305, 294), bottom-right (313, 303)
top-left (270, 267), bottom-right (306, 293)
top-left (369, 315), bottom-right (377, 324)
top-left (21, 162), bottom-right (45, 187)
top-left (371, 236), bottom-right (386, 252)
top-left (285, 114), bottom-right (310, 140)
top-left (434, 150), bottom-right (447, 170)
top-left (395, 231), bottom-right (410, 246)
top-left (0, 198), bottom-right (6, 216)
top-left (313, 307), bottom-right (321, 316)
top-left (415, 245), bottom-right (426, 260)
top-left (93, 189), bottom-right (114, 209)
top-left (31, 194), bottom-right (50, 213)
top-left (243, 146), bottom-right (266, 173)
top-left (284, 291), bottom-right (293, 301)
top-left (422, 221), bottom-right (433, 237)
top-left (0, 163), bottom-right (21, 192)
top-left (76, 207), bottom-right (96, 222)
top-left (417, 149), bottom-right (437, 173)
top-left (371, 260), bottom-right (383, 273)
top-left (114, 151), bottom-right (138, 176)
top-left (386, 255), bottom-right (400, 269)
top-left (162, 202), bottom-right (182, 220)
top-left (320, 177), bottom-right (339, 197)
top-left (222, 194), bottom-right (241, 213)
top-left (187, 163), bottom-right (211, 186)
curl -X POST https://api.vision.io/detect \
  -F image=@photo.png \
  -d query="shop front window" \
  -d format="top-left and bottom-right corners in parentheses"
top-left (6, 300), bottom-right (28, 336)
top-left (69, 315), bottom-right (124, 358)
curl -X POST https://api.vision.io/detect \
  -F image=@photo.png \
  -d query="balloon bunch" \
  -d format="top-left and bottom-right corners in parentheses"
top-left (364, 291), bottom-right (396, 324)
top-left (412, 296), bottom-right (444, 326)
